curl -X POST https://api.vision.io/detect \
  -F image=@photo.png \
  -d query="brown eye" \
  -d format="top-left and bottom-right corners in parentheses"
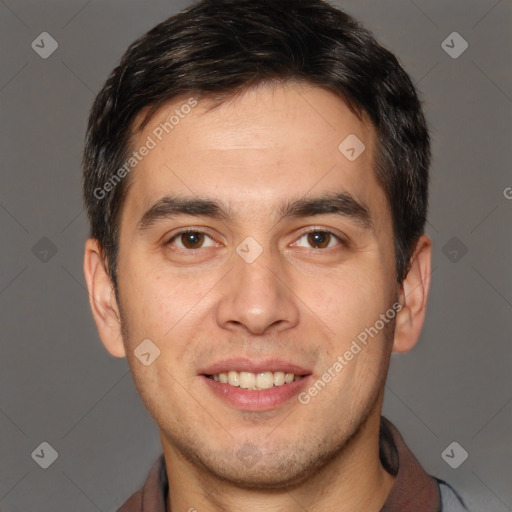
top-left (294, 230), bottom-right (341, 250)
top-left (180, 232), bottom-right (205, 249)
top-left (167, 230), bottom-right (216, 250)
top-left (307, 231), bottom-right (332, 249)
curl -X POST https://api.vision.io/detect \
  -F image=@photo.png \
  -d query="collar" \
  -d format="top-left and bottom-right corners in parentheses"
top-left (379, 417), bottom-right (440, 511)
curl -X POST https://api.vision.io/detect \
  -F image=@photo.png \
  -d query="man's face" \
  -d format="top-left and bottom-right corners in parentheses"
top-left (115, 83), bottom-right (399, 487)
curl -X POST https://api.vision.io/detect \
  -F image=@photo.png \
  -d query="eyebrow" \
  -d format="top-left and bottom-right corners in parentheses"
top-left (276, 192), bottom-right (372, 229)
top-left (136, 191), bottom-right (373, 231)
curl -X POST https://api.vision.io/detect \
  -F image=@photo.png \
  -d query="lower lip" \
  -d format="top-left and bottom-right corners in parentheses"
top-left (200, 375), bottom-right (311, 411)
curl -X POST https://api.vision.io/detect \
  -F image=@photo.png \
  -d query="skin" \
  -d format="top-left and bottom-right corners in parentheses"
top-left (84, 82), bottom-right (432, 512)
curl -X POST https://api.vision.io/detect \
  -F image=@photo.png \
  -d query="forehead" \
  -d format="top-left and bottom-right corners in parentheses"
top-left (122, 82), bottom-right (388, 226)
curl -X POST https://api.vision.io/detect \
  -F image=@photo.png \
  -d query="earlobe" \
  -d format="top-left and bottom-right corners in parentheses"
top-left (83, 238), bottom-right (126, 358)
top-left (392, 235), bottom-right (432, 354)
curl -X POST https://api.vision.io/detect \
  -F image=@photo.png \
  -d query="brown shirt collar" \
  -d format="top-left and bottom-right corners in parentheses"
top-left (379, 417), bottom-right (441, 511)
top-left (117, 417), bottom-right (441, 512)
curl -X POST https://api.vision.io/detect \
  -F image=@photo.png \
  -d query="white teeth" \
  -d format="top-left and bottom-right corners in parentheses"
top-left (239, 371), bottom-right (256, 389)
top-left (228, 370), bottom-right (240, 387)
top-left (273, 371), bottom-right (285, 386)
top-left (208, 370), bottom-right (303, 390)
top-left (256, 371), bottom-right (274, 390)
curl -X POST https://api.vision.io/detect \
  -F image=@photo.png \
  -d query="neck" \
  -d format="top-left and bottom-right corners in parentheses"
top-left (161, 406), bottom-right (395, 512)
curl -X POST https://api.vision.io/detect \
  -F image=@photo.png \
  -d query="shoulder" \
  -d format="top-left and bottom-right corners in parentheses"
top-left (116, 489), bottom-right (142, 512)
top-left (437, 479), bottom-right (471, 512)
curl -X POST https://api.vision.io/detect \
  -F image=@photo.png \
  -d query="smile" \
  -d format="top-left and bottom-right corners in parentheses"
top-left (206, 370), bottom-right (303, 390)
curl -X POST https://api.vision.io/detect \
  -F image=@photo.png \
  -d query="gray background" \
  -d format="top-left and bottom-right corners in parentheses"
top-left (0, 0), bottom-right (511, 510)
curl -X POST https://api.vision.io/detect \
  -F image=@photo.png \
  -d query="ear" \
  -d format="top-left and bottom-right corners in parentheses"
top-left (83, 238), bottom-right (126, 358)
top-left (392, 235), bottom-right (432, 354)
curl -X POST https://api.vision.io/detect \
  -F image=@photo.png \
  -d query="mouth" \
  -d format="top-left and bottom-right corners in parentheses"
top-left (204, 370), bottom-right (305, 391)
top-left (198, 359), bottom-right (313, 411)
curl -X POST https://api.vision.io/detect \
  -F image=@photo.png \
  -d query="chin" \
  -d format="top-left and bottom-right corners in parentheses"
top-left (212, 461), bottom-right (314, 490)
top-left (196, 443), bottom-right (340, 491)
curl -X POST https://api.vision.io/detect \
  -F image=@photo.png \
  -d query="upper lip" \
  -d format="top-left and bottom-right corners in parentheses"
top-left (198, 358), bottom-right (312, 376)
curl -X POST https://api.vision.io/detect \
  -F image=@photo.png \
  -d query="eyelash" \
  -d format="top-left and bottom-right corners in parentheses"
top-left (165, 227), bottom-right (347, 251)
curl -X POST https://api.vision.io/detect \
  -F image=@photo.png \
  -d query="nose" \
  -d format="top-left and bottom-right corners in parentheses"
top-left (215, 245), bottom-right (300, 335)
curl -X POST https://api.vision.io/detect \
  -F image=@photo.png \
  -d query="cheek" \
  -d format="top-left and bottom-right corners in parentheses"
top-left (119, 259), bottom-right (216, 342)
top-left (297, 266), bottom-right (390, 339)
top-left (119, 268), bottom-right (207, 404)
